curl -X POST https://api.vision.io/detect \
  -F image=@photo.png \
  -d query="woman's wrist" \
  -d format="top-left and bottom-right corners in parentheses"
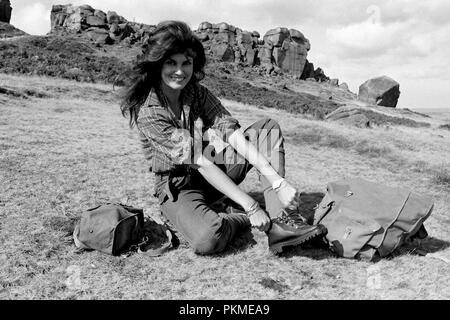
top-left (272, 178), bottom-right (286, 191)
top-left (245, 201), bottom-right (261, 217)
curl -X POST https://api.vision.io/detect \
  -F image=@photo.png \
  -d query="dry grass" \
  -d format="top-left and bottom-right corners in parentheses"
top-left (1, 74), bottom-right (449, 300)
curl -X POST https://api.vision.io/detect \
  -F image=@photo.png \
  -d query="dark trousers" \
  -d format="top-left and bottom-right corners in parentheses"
top-left (160, 118), bottom-right (286, 254)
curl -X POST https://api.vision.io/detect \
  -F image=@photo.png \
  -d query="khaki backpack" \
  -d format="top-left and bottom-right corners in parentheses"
top-left (314, 178), bottom-right (434, 260)
top-left (73, 203), bottom-right (173, 256)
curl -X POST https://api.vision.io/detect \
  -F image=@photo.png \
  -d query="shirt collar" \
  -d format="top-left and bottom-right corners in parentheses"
top-left (143, 83), bottom-right (196, 109)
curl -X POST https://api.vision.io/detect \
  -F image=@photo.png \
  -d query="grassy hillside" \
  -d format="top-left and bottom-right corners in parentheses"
top-left (1, 73), bottom-right (449, 299)
top-left (0, 35), bottom-right (133, 83)
top-left (0, 34), bottom-right (343, 119)
top-left (0, 22), bottom-right (27, 39)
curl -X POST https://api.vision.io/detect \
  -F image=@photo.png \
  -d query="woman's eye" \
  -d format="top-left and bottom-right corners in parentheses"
top-left (165, 60), bottom-right (175, 65)
top-left (184, 60), bottom-right (193, 65)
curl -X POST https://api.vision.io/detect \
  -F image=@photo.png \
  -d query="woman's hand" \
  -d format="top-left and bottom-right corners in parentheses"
top-left (246, 202), bottom-right (271, 232)
top-left (276, 180), bottom-right (300, 209)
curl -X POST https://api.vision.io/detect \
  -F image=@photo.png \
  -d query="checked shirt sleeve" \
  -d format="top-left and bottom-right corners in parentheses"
top-left (198, 85), bottom-right (241, 142)
top-left (137, 106), bottom-right (192, 172)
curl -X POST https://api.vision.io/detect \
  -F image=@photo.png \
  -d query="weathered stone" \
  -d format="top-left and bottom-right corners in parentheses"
top-left (109, 23), bottom-right (120, 35)
top-left (233, 46), bottom-right (241, 63)
top-left (118, 23), bottom-right (134, 40)
top-left (76, 6), bottom-right (94, 18)
top-left (79, 4), bottom-right (94, 12)
top-left (64, 12), bottom-right (84, 32)
top-left (306, 78), bottom-right (316, 82)
top-left (314, 67), bottom-right (329, 82)
top-left (276, 41), bottom-right (308, 78)
top-left (245, 48), bottom-right (257, 66)
top-left (272, 47), bottom-right (284, 67)
top-left (215, 30), bottom-right (235, 43)
top-left (107, 11), bottom-right (120, 24)
top-left (289, 28), bottom-right (310, 50)
top-left (251, 31), bottom-right (260, 38)
top-left (326, 106), bottom-right (372, 128)
top-left (199, 21), bottom-right (212, 32)
top-left (358, 76), bottom-right (400, 108)
top-left (211, 23), bottom-right (220, 33)
top-left (263, 27), bottom-right (289, 47)
top-left (86, 15), bottom-right (107, 27)
top-left (85, 27), bottom-right (113, 44)
top-left (259, 45), bottom-right (273, 65)
top-left (211, 43), bottom-right (234, 62)
top-left (50, 5), bottom-right (68, 30)
top-left (94, 10), bottom-right (107, 21)
top-left (301, 60), bottom-right (315, 79)
top-left (237, 31), bottom-right (253, 45)
top-left (339, 82), bottom-right (349, 91)
top-left (329, 78), bottom-right (339, 86)
top-left (197, 32), bottom-right (209, 41)
top-left (217, 22), bottom-right (230, 32)
top-left (0, 0), bottom-right (12, 24)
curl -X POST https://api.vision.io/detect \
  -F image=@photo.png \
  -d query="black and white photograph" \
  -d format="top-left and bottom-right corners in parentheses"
top-left (1, 0), bottom-right (449, 304)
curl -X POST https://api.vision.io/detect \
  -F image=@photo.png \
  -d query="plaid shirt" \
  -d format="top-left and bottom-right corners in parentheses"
top-left (136, 83), bottom-right (241, 175)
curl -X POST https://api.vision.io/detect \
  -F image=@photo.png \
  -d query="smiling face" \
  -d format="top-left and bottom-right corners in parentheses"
top-left (160, 53), bottom-right (194, 93)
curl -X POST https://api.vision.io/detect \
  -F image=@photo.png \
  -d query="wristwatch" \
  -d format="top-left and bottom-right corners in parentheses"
top-left (272, 178), bottom-right (286, 191)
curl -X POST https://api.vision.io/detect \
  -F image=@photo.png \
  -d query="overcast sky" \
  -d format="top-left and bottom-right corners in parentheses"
top-left (9, 0), bottom-right (450, 109)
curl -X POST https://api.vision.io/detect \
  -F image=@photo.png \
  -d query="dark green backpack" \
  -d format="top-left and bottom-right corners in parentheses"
top-left (314, 178), bottom-right (433, 260)
top-left (73, 203), bottom-right (173, 256)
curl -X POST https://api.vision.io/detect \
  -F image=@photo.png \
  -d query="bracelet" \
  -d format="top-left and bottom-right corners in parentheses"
top-left (245, 201), bottom-right (261, 218)
top-left (273, 178), bottom-right (287, 192)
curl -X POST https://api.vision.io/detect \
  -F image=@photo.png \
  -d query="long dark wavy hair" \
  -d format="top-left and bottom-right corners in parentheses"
top-left (118, 20), bottom-right (206, 128)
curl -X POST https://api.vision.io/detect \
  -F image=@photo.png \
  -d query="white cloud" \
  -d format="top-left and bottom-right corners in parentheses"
top-left (10, 2), bottom-right (51, 35)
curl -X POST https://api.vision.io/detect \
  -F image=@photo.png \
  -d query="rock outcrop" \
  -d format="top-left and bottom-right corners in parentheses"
top-left (196, 22), bottom-right (330, 81)
top-left (260, 27), bottom-right (310, 78)
top-left (358, 76), bottom-right (400, 108)
top-left (196, 22), bottom-right (259, 66)
top-left (48, 5), bottom-right (333, 83)
top-left (326, 104), bottom-right (430, 128)
top-left (0, 0), bottom-right (12, 24)
top-left (50, 4), bottom-right (155, 45)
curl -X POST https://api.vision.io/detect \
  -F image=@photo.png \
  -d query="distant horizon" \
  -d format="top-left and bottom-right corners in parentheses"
top-left (409, 107), bottom-right (450, 112)
top-left (7, 0), bottom-right (450, 110)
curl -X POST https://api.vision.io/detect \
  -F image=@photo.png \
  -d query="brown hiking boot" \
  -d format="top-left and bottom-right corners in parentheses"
top-left (266, 212), bottom-right (327, 254)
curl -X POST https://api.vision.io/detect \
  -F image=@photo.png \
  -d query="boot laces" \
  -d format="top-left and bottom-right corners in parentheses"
top-left (277, 199), bottom-right (307, 227)
top-left (275, 210), bottom-right (305, 228)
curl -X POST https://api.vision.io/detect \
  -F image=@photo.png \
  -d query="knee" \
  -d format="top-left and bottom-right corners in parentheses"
top-left (191, 232), bottom-right (227, 255)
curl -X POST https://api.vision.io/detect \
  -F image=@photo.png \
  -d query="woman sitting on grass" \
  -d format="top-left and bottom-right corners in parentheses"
top-left (119, 20), bottom-right (327, 255)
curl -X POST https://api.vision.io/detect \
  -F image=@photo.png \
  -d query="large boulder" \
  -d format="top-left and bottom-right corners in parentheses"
top-left (261, 27), bottom-right (310, 78)
top-left (86, 15), bottom-right (107, 28)
top-left (326, 106), bottom-right (372, 128)
top-left (85, 27), bottom-right (113, 44)
top-left (199, 21), bottom-right (212, 32)
top-left (50, 4), bottom-right (68, 30)
top-left (358, 76), bottom-right (400, 108)
top-left (289, 28), bottom-right (310, 50)
top-left (314, 67), bottom-right (329, 82)
top-left (301, 59), bottom-right (315, 79)
top-left (211, 43), bottom-right (234, 62)
top-left (49, 4), bottom-right (153, 45)
top-left (106, 11), bottom-right (125, 25)
top-left (263, 27), bottom-right (289, 47)
top-left (236, 31), bottom-right (256, 65)
top-left (0, 0), bottom-right (12, 23)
